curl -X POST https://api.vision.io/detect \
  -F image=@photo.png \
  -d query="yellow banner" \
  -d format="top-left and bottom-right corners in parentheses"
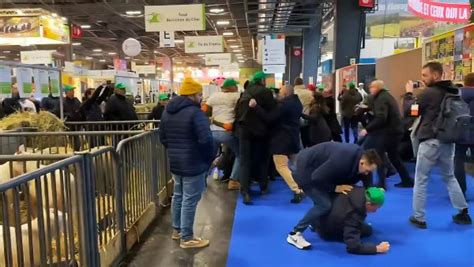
top-left (41, 17), bottom-right (70, 43)
top-left (0, 16), bottom-right (40, 38)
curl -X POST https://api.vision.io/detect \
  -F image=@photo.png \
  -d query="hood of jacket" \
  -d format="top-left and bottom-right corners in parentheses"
top-left (433, 80), bottom-right (459, 94)
top-left (166, 95), bottom-right (199, 114)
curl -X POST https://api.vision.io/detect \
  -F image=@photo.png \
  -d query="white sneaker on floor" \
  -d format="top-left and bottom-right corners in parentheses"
top-left (287, 232), bottom-right (311, 250)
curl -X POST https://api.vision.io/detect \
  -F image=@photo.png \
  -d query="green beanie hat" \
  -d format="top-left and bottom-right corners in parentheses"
top-left (317, 84), bottom-right (325, 91)
top-left (115, 83), bottom-right (126, 90)
top-left (348, 82), bottom-right (356, 89)
top-left (64, 85), bottom-right (75, 91)
top-left (159, 93), bottom-right (169, 101)
top-left (222, 78), bottom-right (239, 88)
top-left (366, 187), bottom-right (385, 205)
top-left (250, 71), bottom-right (267, 84)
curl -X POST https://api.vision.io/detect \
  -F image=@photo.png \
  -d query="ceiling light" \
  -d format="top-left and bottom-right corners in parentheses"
top-left (72, 42), bottom-right (81, 46)
top-left (233, 49), bottom-right (242, 52)
top-left (85, 56), bottom-right (93, 60)
top-left (99, 59), bottom-right (106, 62)
top-left (61, 17), bottom-right (67, 21)
top-left (81, 25), bottom-right (91, 29)
top-left (198, 54), bottom-right (205, 57)
top-left (209, 8), bottom-right (225, 14)
top-left (216, 20), bottom-right (230, 25)
top-left (223, 32), bottom-right (234, 36)
top-left (126, 10), bottom-right (142, 15)
top-left (93, 49), bottom-right (102, 52)
top-left (230, 45), bottom-right (239, 48)
top-left (227, 39), bottom-right (237, 42)
top-left (0, 56), bottom-right (5, 59)
top-left (238, 60), bottom-right (245, 63)
top-left (52, 13), bottom-right (58, 17)
top-left (3, 51), bottom-right (10, 54)
top-left (108, 52), bottom-right (116, 55)
top-left (174, 40), bottom-right (184, 43)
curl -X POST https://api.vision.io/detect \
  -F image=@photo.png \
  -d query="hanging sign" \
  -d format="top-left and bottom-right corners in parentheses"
top-left (48, 70), bottom-right (60, 96)
top-left (263, 65), bottom-right (285, 74)
top-left (0, 65), bottom-right (12, 95)
top-left (20, 50), bottom-right (54, 65)
top-left (160, 31), bottom-right (175, 48)
top-left (132, 63), bottom-right (157, 74)
top-left (16, 67), bottom-right (33, 96)
top-left (205, 53), bottom-right (232, 66)
top-left (293, 48), bottom-right (302, 57)
top-left (184, 36), bottom-right (224, 53)
top-left (359, 0), bottom-right (375, 8)
top-left (122, 38), bottom-right (142, 57)
top-left (71, 24), bottom-right (83, 38)
top-left (263, 36), bottom-right (286, 65)
top-left (407, 0), bottom-right (470, 23)
top-left (144, 4), bottom-right (205, 32)
top-left (32, 69), bottom-right (49, 98)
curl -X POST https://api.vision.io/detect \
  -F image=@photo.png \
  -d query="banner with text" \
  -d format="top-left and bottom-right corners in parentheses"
top-left (205, 53), bottom-right (232, 66)
top-left (20, 50), bottom-right (54, 65)
top-left (184, 36), bottom-right (224, 53)
top-left (408, 0), bottom-right (470, 23)
top-left (160, 31), bottom-right (175, 48)
top-left (145, 4), bottom-right (205, 32)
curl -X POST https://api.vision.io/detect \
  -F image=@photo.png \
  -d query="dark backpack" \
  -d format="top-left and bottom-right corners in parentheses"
top-left (433, 92), bottom-right (474, 144)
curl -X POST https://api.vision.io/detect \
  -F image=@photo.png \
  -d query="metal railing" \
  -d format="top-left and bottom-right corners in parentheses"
top-left (0, 129), bottom-right (173, 266)
top-left (0, 154), bottom-right (96, 267)
top-left (65, 120), bottom-right (159, 132)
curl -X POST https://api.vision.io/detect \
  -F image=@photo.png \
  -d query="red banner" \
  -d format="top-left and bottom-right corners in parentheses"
top-left (408, 0), bottom-right (470, 23)
top-left (359, 0), bottom-right (375, 8)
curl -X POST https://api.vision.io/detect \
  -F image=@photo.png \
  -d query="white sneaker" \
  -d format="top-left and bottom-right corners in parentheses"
top-left (287, 232), bottom-right (311, 250)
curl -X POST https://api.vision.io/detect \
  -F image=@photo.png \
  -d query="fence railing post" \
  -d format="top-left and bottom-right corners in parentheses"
top-left (151, 131), bottom-right (159, 200)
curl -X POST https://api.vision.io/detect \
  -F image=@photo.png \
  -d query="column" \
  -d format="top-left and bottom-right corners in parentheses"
top-left (302, 11), bottom-right (322, 86)
top-left (284, 36), bottom-right (303, 84)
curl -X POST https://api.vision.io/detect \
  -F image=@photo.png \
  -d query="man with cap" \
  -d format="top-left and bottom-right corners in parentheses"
top-left (104, 83), bottom-right (138, 121)
top-left (287, 142), bottom-right (380, 250)
top-left (234, 71), bottom-right (277, 204)
top-left (148, 93), bottom-right (169, 120)
top-left (205, 78), bottom-right (242, 190)
top-left (312, 186), bottom-right (390, 255)
top-left (62, 85), bottom-right (81, 120)
top-left (159, 77), bottom-right (214, 249)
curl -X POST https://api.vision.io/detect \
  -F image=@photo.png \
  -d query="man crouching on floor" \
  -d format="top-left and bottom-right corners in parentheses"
top-left (313, 186), bottom-right (390, 254)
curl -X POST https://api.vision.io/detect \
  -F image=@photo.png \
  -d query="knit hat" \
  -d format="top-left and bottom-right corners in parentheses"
top-left (63, 85), bottom-right (75, 91)
top-left (366, 187), bottom-right (385, 206)
top-left (159, 93), bottom-right (169, 101)
top-left (348, 82), bottom-right (356, 89)
top-left (250, 71), bottom-right (267, 84)
top-left (222, 78), bottom-right (239, 88)
top-left (179, 77), bottom-right (203, 96)
top-left (115, 83), bottom-right (126, 90)
top-left (317, 84), bottom-right (325, 91)
top-left (307, 84), bottom-right (316, 91)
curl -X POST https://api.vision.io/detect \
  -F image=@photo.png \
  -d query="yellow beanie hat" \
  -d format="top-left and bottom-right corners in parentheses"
top-left (179, 77), bottom-right (203, 96)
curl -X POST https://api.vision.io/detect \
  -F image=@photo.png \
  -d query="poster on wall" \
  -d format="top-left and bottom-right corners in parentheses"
top-left (454, 60), bottom-right (463, 82)
top-left (463, 60), bottom-right (472, 77)
top-left (16, 67), bottom-right (33, 97)
top-left (0, 65), bottom-right (12, 96)
top-left (464, 26), bottom-right (474, 59)
top-left (48, 70), bottom-right (60, 96)
top-left (33, 69), bottom-right (50, 98)
top-left (455, 29), bottom-right (464, 61)
top-left (340, 65), bottom-right (357, 89)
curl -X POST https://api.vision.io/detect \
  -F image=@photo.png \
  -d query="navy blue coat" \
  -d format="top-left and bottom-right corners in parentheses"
top-left (293, 142), bottom-right (368, 191)
top-left (461, 87), bottom-right (474, 116)
top-left (159, 96), bottom-right (214, 176)
top-left (254, 94), bottom-right (302, 155)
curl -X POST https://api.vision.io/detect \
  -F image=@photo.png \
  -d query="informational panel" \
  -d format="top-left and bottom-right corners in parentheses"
top-left (48, 70), bottom-right (60, 96)
top-left (0, 65), bottom-right (12, 96)
top-left (33, 69), bottom-right (50, 98)
top-left (16, 67), bottom-right (33, 97)
top-left (263, 64), bottom-right (285, 74)
top-left (160, 31), bottom-right (175, 48)
top-left (184, 36), bottom-right (224, 53)
top-left (144, 4), bottom-right (205, 32)
top-left (205, 53), bottom-right (232, 66)
top-left (263, 35), bottom-right (285, 65)
top-left (423, 24), bottom-right (474, 82)
top-left (132, 63), bottom-right (156, 75)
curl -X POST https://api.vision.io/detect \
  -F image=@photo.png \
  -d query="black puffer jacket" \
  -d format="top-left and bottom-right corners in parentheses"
top-left (416, 81), bottom-right (459, 141)
top-left (104, 94), bottom-right (138, 121)
top-left (365, 89), bottom-right (403, 136)
top-left (318, 187), bottom-right (377, 255)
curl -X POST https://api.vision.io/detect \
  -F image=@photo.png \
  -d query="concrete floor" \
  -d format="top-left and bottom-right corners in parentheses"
top-left (122, 178), bottom-right (238, 267)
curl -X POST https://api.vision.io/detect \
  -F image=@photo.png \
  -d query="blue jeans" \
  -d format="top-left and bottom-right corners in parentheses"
top-left (413, 139), bottom-right (468, 221)
top-left (212, 130), bottom-right (241, 181)
top-left (172, 172), bottom-right (206, 241)
top-left (294, 187), bottom-right (332, 232)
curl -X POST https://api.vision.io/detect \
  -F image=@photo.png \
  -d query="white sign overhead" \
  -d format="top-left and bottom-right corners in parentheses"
top-left (132, 63), bottom-right (156, 74)
top-left (20, 50), bottom-right (54, 65)
top-left (145, 4), bottom-right (205, 32)
top-left (184, 36), bottom-right (224, 53)
top-left (263, 64), bottom-right (285, 74)
top-left (122, 38), bottom-right (142, 57)
top-left (263, 36), bottom-right (286, 65)
top-left (205, 53), bottom-right (232, 66)
top-left (160, 31), bottom-right (175, 48)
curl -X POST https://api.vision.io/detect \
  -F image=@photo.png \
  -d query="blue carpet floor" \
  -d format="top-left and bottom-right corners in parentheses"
top-left (227, 163), bottom-right (474, 267)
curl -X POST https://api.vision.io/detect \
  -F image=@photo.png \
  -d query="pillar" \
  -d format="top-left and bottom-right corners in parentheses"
top-left (333, 0), bottom-right (365, 70)
top-left (302, 10), bottom-right (322, 86)
top-left (284, 36), bottom-right (303, 84)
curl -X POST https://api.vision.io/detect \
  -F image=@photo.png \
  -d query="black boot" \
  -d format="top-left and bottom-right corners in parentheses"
top-left (242, 192), bottom-right (252, 205)
top-left (453, 208), bottom-right (472, 225)
top-left (290, 192), bottom-right (305, 204)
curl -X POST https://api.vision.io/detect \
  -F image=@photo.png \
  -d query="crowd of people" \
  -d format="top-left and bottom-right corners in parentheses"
top-left (159, 61), bottom-right (473, 254)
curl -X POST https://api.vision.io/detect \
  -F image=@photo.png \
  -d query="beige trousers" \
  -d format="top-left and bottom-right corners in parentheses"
top-left (273, 154), bottom-right (301, 193)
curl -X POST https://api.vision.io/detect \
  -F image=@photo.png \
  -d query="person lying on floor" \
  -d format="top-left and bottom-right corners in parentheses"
top-left (287, 142), bottom-right (381, 249)
top-left (312, 186), bottom-right (390, 255)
